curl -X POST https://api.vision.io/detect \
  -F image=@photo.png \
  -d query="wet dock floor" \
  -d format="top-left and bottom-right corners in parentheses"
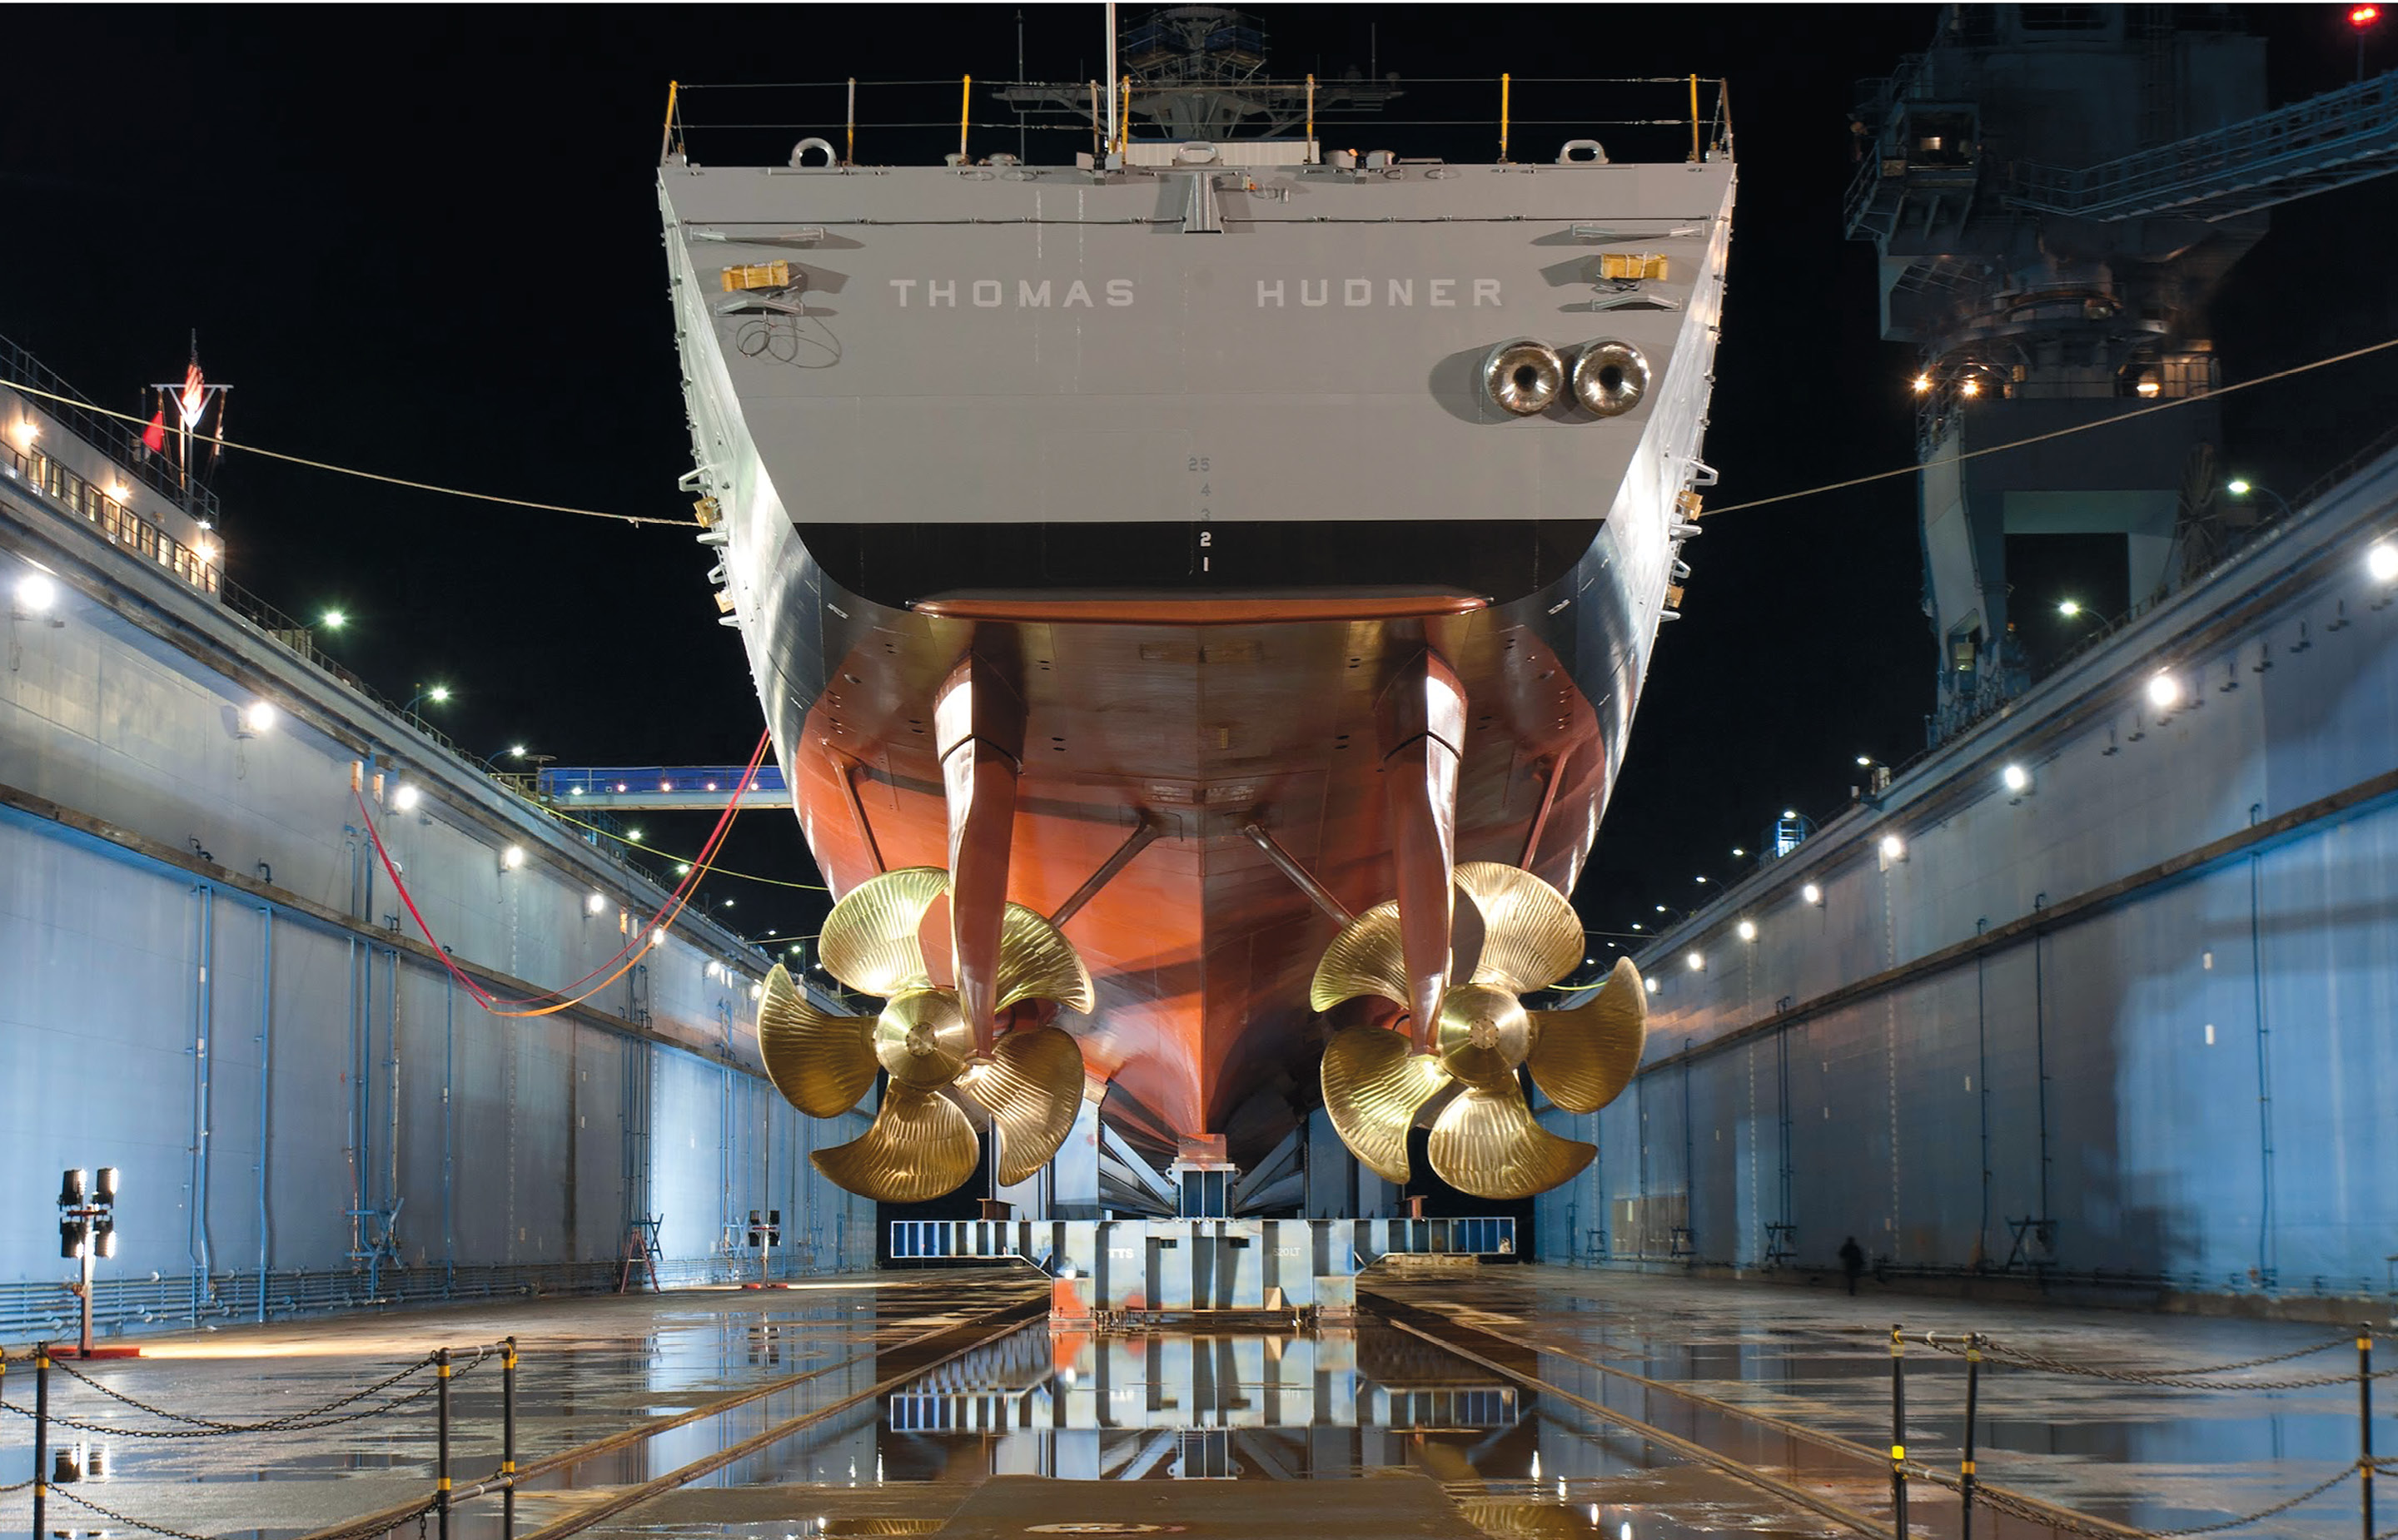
top-left (2, 1264), bottom-right (2383, 1538)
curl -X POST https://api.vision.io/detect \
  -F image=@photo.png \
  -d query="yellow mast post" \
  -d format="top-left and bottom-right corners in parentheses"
top-left (1118, 75), bottom-right (1132, 155)
top-left (659, 80), bottom-right (679, 164)
top-left (1499, 73), bottom-right (1511, 163)
top-left (1689, 73), bottom-right (1701, 162)
top-left (1306, 73), bottom-right (1316, 162)
top-left (846, 77), bottom-right (856, 166)
top-left (960, 75), bottom-right (973, 164)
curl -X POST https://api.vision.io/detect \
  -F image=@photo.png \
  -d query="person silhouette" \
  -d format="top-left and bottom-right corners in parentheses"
top-left (1838, 1235), bottom-right (1865, 1295)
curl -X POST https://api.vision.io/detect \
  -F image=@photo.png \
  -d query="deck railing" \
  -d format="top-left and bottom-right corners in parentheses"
top-left (2, 441), bottom-right (221, 595)
top-left (664, 74), bottom-right (1732, 171)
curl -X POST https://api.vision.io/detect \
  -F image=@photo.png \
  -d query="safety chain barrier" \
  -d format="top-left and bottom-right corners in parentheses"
top-left (5, 1337), bottom-right (520, 1540)
top-left (1921, 1329), bottom-right (2389, 1389)
top-left (1887, 1321), bottom-right (2384, 1540)
top-left (12, 1349), bottom-right (489, 1438)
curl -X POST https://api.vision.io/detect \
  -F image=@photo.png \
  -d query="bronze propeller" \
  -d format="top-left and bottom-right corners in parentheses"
top-left (1314, 862), bottom-right (1647, 1200)
top-left (756, 867), bottom-right (1093, 1203)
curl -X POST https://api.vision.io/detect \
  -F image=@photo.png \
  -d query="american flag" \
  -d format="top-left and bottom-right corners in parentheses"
top-left (177, 355), bottom-right (206, 430)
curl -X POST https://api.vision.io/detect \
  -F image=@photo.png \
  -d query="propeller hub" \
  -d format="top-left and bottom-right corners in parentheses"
top-left (1434, 983), bottom-right (1530, 1084)
top-left (876, 989), bottom-right (972, 1087)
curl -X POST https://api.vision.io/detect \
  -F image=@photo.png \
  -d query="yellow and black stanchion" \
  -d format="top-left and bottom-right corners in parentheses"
top-left (1889, 1324), bottom-right (1908, 1537)
top-left (32, 1343), bottom-right (49, 1538)
top-left (435, 1345), bottom-right (453, 1540)
top-left (2361, 1322), bottom-right (2375, 1540)
top-left (502, 1335), bottom-right (520, 1535)
top-left (1961, 1333), bottom-right (1983, 1540)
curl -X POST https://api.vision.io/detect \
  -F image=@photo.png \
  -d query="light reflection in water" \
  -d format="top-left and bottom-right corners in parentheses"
top-left (873, 1324), bottom-right (1523, 1481)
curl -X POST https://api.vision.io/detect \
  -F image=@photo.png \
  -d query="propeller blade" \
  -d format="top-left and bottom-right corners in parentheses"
top-left (811, 1082), bottom-right (979, 1203)
top-left (1525, 956), bottom-right (1648, 1114)
top-left (1320, 1024), bottom-right (1451, 1184)
top-left (954, 1025), bottom-right (1086, 1185)
top-left (818, 867), bottom-right (948, 997)
top-left (1451, 1501), bottom-right (1587, 1540)
top-left (1427, 1071), bottom-right (1595, 1200)
top-left (1454, 862), bottom-right (1583, 995)
top-left (758, 964), bottom-right (879, 1117)
top-left (993, 903), bottom-right (1096, 1016)
top-left (1309, 900), bottom-right (1411, 1013)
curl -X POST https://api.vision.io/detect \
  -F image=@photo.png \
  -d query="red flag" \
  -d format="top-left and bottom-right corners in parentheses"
top-left (142, 410), bottom-right (167, 454)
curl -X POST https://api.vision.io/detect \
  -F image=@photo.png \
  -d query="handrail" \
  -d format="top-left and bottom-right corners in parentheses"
top-left (667, 74), bottom-right (1734, 165)
top-left (2000, 67), bottom-right (2398, 220)
top-left (3, 442), bottom-right (221, 595)
top-left (0, 335), bottom-right (221, 526)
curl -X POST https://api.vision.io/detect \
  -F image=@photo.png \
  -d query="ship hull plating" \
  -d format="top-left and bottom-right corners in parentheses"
top-left (663, 152), bottom-right (1734, 1166)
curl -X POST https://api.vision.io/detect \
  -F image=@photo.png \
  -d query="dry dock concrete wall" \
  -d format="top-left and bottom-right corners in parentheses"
top-left (0, 441), bottom-right (873, 1339)
top-left (1537, 446), bottom-right (2398, 1305)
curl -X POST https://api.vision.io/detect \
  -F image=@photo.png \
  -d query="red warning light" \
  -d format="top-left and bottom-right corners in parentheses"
top-left (2356, 4), bottom-right (2382, 27)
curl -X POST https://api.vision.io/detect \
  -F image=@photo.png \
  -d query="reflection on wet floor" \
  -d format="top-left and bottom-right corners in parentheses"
top-left (594, 1319), bottom-right (1841, 1540)
top-left (7, 1264), bottom-right (2383, 1538)
top-left (0, 1274), bottom-right (1042, 1538)
top-left (1371, 1268), bottom-right (2395, 1540)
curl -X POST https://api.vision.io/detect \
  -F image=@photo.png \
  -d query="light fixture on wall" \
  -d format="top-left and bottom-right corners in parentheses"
top-left (12, 570), bottom-right (60, 618)
top-left (500, 844), bottom-right (526, 871)
top-left (236, 700), bottom-right (276, 739)
top-left (1800, 882), bottom-right (1823, 906)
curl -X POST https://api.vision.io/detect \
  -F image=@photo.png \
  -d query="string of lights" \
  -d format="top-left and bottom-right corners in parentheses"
top-left (0, 379), bottom-right (685, 528)
top-left (1706, 331), bottom-right (2398, 519)
top-left (13, 330), bottom-right (2396, 535)
top-left (538, 801), bottom-right (829, 892)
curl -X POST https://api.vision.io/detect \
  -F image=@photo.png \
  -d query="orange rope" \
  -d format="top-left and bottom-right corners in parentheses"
top-left (356, 730), bottom-right (773, 1017)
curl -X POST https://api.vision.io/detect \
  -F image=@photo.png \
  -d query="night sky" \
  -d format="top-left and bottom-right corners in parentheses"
top-left (5, 4), bottom-right (2393, 953)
